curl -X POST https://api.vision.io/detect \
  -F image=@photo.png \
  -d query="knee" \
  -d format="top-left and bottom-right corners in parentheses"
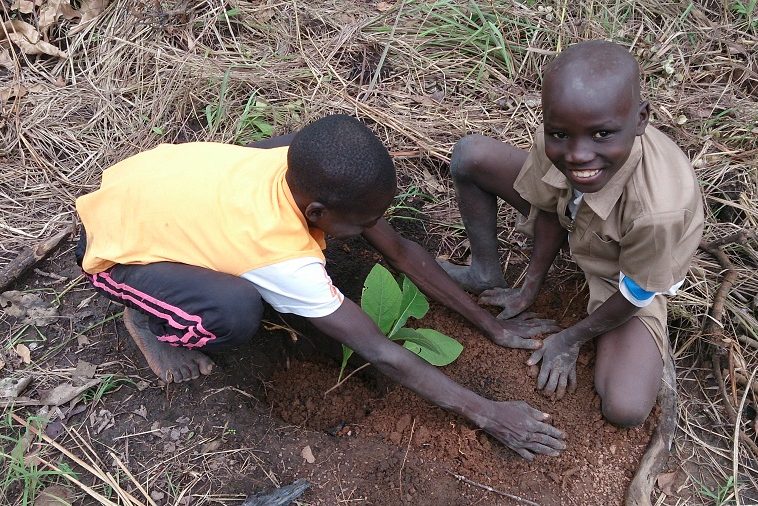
top-left (450, 135), bottom-right (489, 181)
top-left (600, 391), bottom-right (654, 428)
top-left (208, 284), bottom-right (263, 347)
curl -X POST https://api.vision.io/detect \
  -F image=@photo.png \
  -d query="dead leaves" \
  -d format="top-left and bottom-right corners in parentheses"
top-left (1, 291), bottom-right (59, 326)
top-left (34, 485), bottom-right (74, 506)
top-left (1, 0), bottom-right (112, 68)
top-left (0, 20), bottom-right (66, 58)
top-left (38, 378), bottom-right (102, 406)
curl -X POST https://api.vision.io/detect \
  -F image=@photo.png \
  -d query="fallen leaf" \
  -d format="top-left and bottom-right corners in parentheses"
top-left (44, 419), bottom-right (65, 440)
top-left (300, 445), bottom-right (315, 464)
top-left (39, 378), bottom-right (101, 406)
top-left (132, 405), bottom-right (147, 419)
top-left (1, 291), bottom-right (59, 326)
top-left (76, 334), bottom-right (90, 348)
top-left (376, 1), bottom-right (394, 11)
top-left (34, 484), bottom-right (73, 506)
top-left (0, 49), bottom-right (13, 70)
top-left (421, 168), bottom-right (445, 194)
top-left (72, 360), bottom-right (97, 381)
top-left (201, 438), bottom-right (222, 453)
top-left (69, 0), bottom-right (110, 35)
top-left (89, 408), bottom-right (114, 434)
top-left (0, 20), bottom-right (68, 58)
top-left (15, 344), bottom-right (31, 364)
top-left (0, 356), bottom-right (5, 371)
top-left (0, 376), bottom-right (32, 398)
top-left (656, 470), bottom-right (678, 496)
top-left (11, 0), bottom-right (43, 14)
top-left (39, 0), bottom-right (79, 35)
top-left (149, 490), bottom-right (165, 501)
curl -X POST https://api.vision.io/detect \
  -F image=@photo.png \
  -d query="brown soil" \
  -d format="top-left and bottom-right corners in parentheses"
top-left (0, 234), bottom-right (653, 505)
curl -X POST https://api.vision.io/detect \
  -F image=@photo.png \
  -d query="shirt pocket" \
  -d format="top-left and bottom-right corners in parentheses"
top-left (589, 231), bottom-right (619, 260)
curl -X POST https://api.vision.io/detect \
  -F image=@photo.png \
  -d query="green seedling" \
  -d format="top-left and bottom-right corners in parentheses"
top-left (695, 475), bottom-right (735, 505)
top-left (234, 94), bottom-right (274, 145)
top-left (338, 264), bottom-right (463, 381)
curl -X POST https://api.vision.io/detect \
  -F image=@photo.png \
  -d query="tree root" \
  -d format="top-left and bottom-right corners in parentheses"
top-left (625, 349), bottom-right (677, 506)
top-left (626, 229), bottom-right (757, 505)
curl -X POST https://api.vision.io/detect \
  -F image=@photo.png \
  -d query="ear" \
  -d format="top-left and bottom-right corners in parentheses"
top-left (304, 202), bottom-right (327, 225)
top-left (635, 101), bottom-right (650, 136)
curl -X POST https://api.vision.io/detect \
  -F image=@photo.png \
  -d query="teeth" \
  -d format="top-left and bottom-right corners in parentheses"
top-left (572, 169), bottom-right (599, 179)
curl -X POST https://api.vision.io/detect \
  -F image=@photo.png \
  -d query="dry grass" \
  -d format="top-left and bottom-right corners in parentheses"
top-left (1, 0), bottom-right (757, 504)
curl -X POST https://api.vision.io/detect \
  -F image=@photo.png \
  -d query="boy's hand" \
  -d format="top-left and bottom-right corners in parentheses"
top-left (491, 312), bottom-right (561, 350)
top-left (480, 400), bottom-right (566, 460)
top-left (479, 287), bottom-right (537, 319)
top-left (527, 332), bottom-right (580, 399)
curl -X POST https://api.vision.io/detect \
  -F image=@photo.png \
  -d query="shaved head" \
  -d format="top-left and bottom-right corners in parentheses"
top-left (543, 40), bottom-right (640, 107)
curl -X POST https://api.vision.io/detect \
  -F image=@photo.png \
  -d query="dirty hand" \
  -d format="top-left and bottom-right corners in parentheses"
top-left (527, 332), bottom-right (580, 400)
top-left (491, 312), bottom-right (562, 350)
top-left (481, 400), bottom-right (566, 460)
top-left (478, 287), bottom-right (535, 320)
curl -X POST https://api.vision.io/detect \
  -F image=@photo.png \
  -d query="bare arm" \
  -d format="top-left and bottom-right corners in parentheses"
top-left (309, 298), bottom-right (566, 459)
top-left (528, 291), bottom-right (639, 399)
top-left (362, 219), bottom-right (559, 349)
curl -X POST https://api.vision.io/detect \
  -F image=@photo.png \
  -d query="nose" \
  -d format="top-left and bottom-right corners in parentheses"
top-left (564, 138), bottom-right (595, 165)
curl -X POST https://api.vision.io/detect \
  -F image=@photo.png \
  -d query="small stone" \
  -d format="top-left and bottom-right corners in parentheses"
top-left (389, 431), bottom-right (402, 445)
top-left (610, 444), bottom-right (617, 455)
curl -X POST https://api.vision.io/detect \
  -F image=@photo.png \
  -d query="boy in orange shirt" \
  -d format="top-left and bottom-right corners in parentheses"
top-left (76, 114), bottom-right (565, 460)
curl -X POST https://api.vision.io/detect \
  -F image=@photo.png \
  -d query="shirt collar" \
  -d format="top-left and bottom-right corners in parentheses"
top-left (540, 136), bottom-right (643, 220)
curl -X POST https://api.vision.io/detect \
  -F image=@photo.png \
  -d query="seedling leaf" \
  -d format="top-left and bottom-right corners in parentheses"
top-left (388, 275), bottom-right (429, 336)
top-left (390, 327), bottom-right (441, 353)
top-left (338, 345), bottom-right (354, 382)
top-left (361, 264), bottom-right (402, 335)
top-left (400, 328), bottom-right (463, 366)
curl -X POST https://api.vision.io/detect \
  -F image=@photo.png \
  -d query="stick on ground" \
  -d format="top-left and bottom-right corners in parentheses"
top-left (0, 225), bottom-right (74, 292)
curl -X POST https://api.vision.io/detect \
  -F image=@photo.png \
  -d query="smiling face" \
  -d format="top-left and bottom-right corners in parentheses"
top-left (541, 41), bottom-right (649, 193)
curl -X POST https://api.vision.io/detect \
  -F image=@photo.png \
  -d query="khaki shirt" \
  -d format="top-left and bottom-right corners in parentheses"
top-left (514, 125), bottom-right (704, 308)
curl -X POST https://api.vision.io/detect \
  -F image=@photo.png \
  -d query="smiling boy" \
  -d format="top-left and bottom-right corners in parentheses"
top-left (441, 41), bottom-right (704, 426)
top-left (75, 114), bottom-right (565, 459)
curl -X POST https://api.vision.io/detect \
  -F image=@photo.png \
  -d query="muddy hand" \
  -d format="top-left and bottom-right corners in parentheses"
top-left (492, 313), bottom-right (562, 350)
top-left (482, 400), bottom-right (566, 460)
top-left (527, 332), bottom-right (579, 400)
top-left (479, 287), bottom-right (534, 319)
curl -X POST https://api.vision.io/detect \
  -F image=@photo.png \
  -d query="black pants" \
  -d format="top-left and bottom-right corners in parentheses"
top-left (77, 233), bottom-right (263, 351)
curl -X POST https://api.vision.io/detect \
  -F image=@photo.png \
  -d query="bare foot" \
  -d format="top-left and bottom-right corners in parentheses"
top-left (123, 308), bottom-right (215, 383)
top-left (438, 259), bottom-right (506, 294)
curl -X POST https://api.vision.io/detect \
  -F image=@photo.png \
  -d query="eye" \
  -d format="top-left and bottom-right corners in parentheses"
top-left (593, 130), bottom-right (611, 139)
top-left (549, 132), bottom-right (567, 140)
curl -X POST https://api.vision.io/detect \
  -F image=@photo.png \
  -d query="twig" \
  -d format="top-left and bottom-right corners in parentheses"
top-left (699, 233), bottom-right (758, 458)
top-left (0, 225), bottom-right (74, 291)
top-left (398, 417), bottom-right (416, 498)
top-left (625, 347), bottom-right (677, 506)
top-left (734, 368), bottom-right (758, 506)
top-left (323, 362), bottom-right (371, 396)
top-left (241, 479), bottom-right (311, 506)
top-left (447, 471), bottom-right (540, 506)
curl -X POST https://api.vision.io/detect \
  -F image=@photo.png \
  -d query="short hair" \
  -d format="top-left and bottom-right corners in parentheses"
top-left (287, 115), bottom-right (396, 211)
top-left (544, 40), bottom-right (641, 103)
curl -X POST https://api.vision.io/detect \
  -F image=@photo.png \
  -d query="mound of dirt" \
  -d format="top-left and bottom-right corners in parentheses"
top-left (259, 236), bottom-right (654, 505)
